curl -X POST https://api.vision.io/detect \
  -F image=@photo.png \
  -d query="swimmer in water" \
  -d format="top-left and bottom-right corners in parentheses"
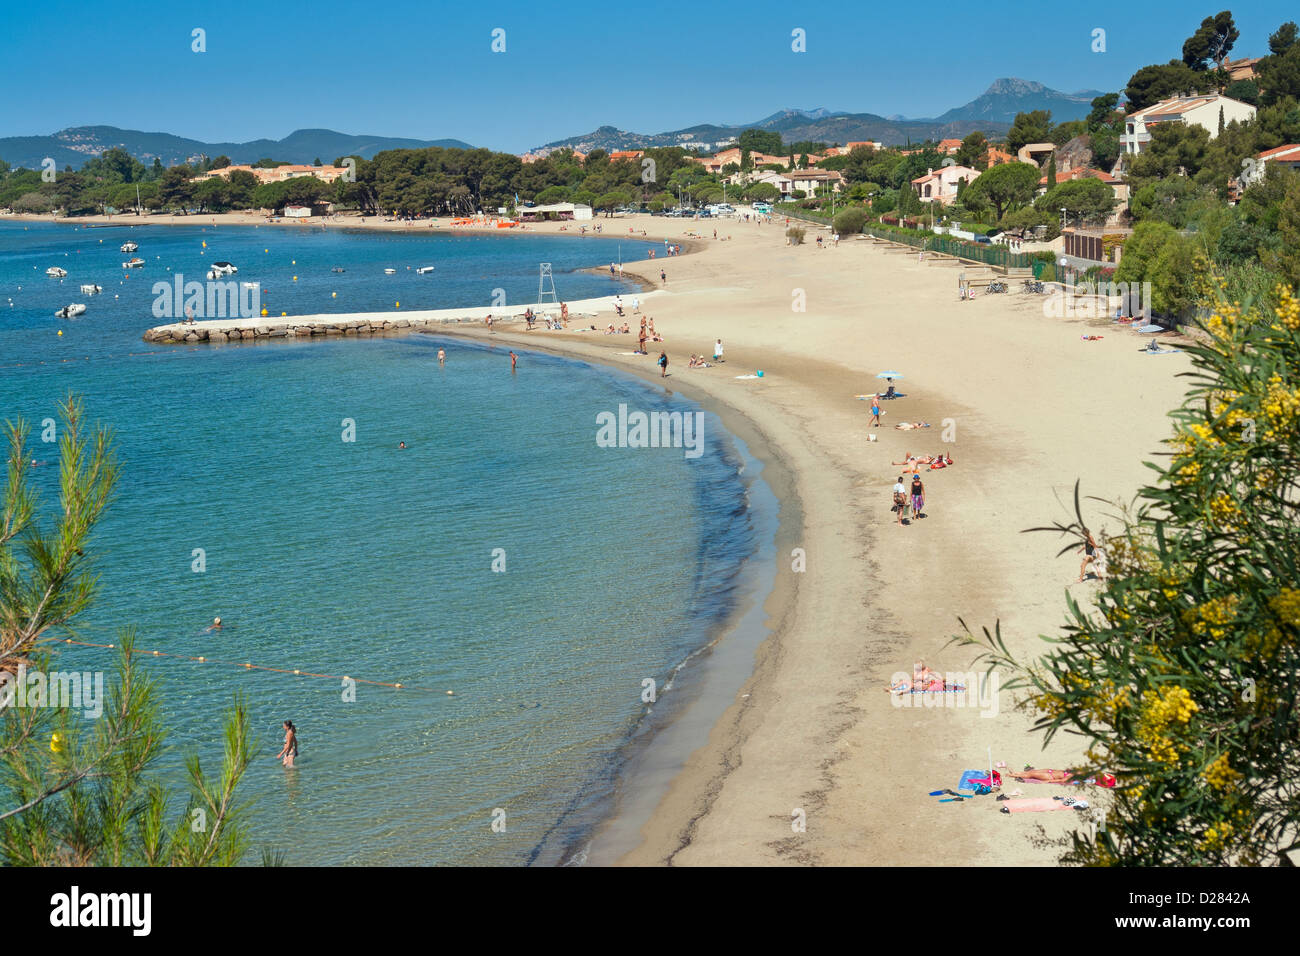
top-left (437, 348), bottom-right (446, 365)
top-left (399, 441), bottom-right (406, 449)
top-left (510, 351), bottom-right (517, 371)
top-left (204, 616), bottom-right (222, 633)
top-left (276, 720), bottom-right (299, 768)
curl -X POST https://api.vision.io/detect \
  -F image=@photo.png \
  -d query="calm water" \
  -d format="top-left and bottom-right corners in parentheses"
top-left (0, 221), bottom-right (766, 865)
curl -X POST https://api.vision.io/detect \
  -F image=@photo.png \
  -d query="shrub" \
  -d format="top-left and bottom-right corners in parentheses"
top-left (786, 226), bottom-right (806, 245)
top-left (832, 208), bottom-right (868, 235)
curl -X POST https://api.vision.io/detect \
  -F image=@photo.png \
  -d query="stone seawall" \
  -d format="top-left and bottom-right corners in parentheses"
top-left (143, 315), bottom-right (472, 345)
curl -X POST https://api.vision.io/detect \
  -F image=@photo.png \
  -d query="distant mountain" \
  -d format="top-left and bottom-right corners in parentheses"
top-left (539, 109), bottom-right (1010, 154)
top-left (0, 126), bottom-right (474, 171)
top-left (931, 78), bottom-right (1106, 125)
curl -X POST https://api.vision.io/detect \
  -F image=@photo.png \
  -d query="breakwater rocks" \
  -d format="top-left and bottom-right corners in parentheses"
top-left (143, 315), bottom-right (484, 345)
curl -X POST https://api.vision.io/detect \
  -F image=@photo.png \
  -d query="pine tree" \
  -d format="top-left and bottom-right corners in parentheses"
top-left (0, 397), bottom-right (257, 866)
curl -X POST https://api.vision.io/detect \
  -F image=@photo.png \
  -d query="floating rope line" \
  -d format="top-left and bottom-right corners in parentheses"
top-left (56, 638), bottom-right (454, 695)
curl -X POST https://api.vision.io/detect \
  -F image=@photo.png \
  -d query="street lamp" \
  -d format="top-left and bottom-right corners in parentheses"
top-left (1059, 207), bottom-right (1067, 231)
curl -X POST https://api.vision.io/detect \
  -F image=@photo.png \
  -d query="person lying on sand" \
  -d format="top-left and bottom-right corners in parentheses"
top-left (1011, 768), bottom-right (1117, 787)
top-left (894, 422), bottom-right (931, 430)
top-left (886, 662), bottom-right (966, 694)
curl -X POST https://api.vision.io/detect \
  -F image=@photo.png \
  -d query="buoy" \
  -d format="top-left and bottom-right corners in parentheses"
top-left (447, 690), bottom-right (454, 696)
top-left (265, 248), bottom-right (268, 253)
top-left (202, 241), bottom-right (206, 247)
top-left (293, 276), bottom-right (297, 281)
top-left (281, 311), bottom-right (287, 316)
top-left (395, 302), bottom-right (400, 309)
top-left (261, 308), bottom-right (268, 316)
top-left (292, 259), bottom-right (296, 265)
top-left (57, 330), bottom-right (63, 336)
top-left (332, 292), bottom-right (337, 298)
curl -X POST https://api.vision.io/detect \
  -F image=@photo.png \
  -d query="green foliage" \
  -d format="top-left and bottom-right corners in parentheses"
top-left (956, 131), bottom-right (989, 170)
top-left (1038, 177), bottom-right (1115, 226)
top-left (1259, 44), bottom-right (1300, 106)
top-left (1007, 109), bottom-right (1053, 154)
top-left (832, 207), bottom-right (868, 235)
top-left (1087, 93), bottom-right (1122, 129)
top-left (1182, 11), bottom-right (1239, 70)
top-left (964, 161), bottom-right (1039, 221)
top-left (0, 398), bottom-right (257, 866)
top-left (1125, 60), bottom-right (1205, 112)
top-left (957, 283), bottom-right (1300, 866)
top-left (1224, 79), bottom-right (1259, 105)
top-left (1115, 220), bottom-right (1202, 315)
top-left (738, 129), bottom-right (783, 155)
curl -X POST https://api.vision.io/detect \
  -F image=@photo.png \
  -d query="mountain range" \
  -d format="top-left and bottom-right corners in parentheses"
top-left (0, 127), bottom-right (473, 171)
top-left (0, 79), bottom-right (1108, 171)
top-left (537, 78), bottom-right (1107, 153)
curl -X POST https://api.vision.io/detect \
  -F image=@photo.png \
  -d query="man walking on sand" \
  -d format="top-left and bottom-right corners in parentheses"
top-left (893, 476), bottom-right (909, 525)
top-left (870, 395), bottom-right (881, 427)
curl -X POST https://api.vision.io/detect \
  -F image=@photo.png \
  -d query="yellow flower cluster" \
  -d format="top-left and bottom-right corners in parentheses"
top-left (1274, 286), bottom-right (1300, 331)
top-left (1270, 588), bottom-right (1300, 628)
top-left (1183, 594), bottom-right (1240, 640)
top-left (1205, 303), bottom-right (1242, 340)
top-left (1137, 686), bottom-right (1199, 765)
top-left (1199, 820), bottom-right (1234, 853)
top-left (1208, 493), bottom-right (1240, 528)
top-left (1261, 374), bottom-right (1300, 441)
top-left (1203, 753), bottom-right (1241, 792)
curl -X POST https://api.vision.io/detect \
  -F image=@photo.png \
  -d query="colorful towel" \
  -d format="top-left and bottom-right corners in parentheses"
top-left (957, 769), bottom-right (1001, 792)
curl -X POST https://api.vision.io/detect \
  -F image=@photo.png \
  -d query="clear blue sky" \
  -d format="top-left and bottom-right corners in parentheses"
top-left (2, 0), bottom-right (1294, 152)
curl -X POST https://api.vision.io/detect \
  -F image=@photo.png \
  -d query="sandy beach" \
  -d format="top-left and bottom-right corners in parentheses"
top-left (52, 207), bottom-right (1189, 865)
top-left (396, 214), bottom-right (1189, 866)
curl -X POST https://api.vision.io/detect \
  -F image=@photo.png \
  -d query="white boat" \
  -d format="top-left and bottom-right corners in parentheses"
top-left (120, 241), bottom-right (138, 253)
top-left (80, 284), bottom-right (102, 295)
top-left (55, 304), bottom-right (87, 318)
top-left (416, 266), bottom-right (435, 274)
top-left (240, 281), bottom-right (259, 289)
top-left (211, 261), bottom-right (237, 275)
top-left (46, 267), bottom-right (68, 278)
top-left (123, 258), bottom-right (144, 269)
top-left (384, 268), bottom-right (397, 275)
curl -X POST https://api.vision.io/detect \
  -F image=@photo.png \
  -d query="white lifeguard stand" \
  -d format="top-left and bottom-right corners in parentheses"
top-left (537, 263), bottom-right (558, 306)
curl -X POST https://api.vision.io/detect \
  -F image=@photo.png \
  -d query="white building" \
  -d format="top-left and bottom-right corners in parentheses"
top-left (910, 165), bottom-right (980, 205)
top-left (1121, 93), bottom-right (1256, 155)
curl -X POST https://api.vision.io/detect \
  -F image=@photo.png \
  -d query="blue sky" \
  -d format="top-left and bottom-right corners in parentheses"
top-left (2, 0), bottom-right (1294, 152)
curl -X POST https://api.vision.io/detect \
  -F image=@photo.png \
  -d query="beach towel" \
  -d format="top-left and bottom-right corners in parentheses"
top-left (957, 769), bottom-right (1001, 792)
top-left (1012, 770), bottom-right (1117, 788)
top-left (1001, 798), bottom-right (1076, 813)
top-left (1134, 324), bottom-right (1166, 333)
top-left (1141, 347), bottom-right (1181, 354)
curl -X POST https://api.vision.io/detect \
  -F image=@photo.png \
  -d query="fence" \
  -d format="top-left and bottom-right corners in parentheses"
top-left (862, 226), bottom-right (1036, 270)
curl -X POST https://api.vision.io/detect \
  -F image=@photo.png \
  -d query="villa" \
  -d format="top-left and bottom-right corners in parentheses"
top-left (1257, 143), bottom-right (1300, 172)
top-left (1120, 92), bottom-right (1256, 155)
top-left (910, 165), bottom-right (980, 205)
top-left (192, 163), bottom-right (349, 185)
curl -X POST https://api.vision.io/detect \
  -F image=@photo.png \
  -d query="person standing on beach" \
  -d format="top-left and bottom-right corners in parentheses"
top-left (660, 269), bottom-right (667, 284)
top-left (638, 326), bottom-right (647, 355)
top-left (910, 474), bottom-right (925, 519)
top-left (276, 720), bottom-right (299, 768)
top-left (714, 339), bottom-right (723, 363)
top-left (893, 477), bottom-right (909, 525)
top-left (1077, 531), bottom-right (1100, 582)
top-left (658, 351), bottom-right (669, 377)
top-left (870, 396), bottom-right (881, 427)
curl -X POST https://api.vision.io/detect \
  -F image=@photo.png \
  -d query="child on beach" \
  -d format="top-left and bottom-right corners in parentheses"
top-left (714, 339), bottom-right (723, 362)
top-left (658, 351), bottom-right (669, 377)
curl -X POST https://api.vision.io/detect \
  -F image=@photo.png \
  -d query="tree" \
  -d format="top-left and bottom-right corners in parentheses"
top-left (1260, 169), bottom-right (1300, 286)
top-left (745, 182), bottom-right (780, 203)
top-left (1007, 110), bottom-right (1053, 153)
top-left (1086, 93), bottom-right (1121, 129)
top-left (1039, 177), bottom-right (1116, 226)
top-left (1125, 61), bottom-right (1204, 112)
top-left (158, 166), bottom-right (195, 212)
top-left (1045, 152), bottom-right (1057, 190)
top-left (1182, 11), bottom-right (1239, 70)
top-left (1, 398), bottom-right (257, 866)
top-left (958, 281), bottom-right (1300, 866)
top-left (738, 129), bottom-right (783, 156)
top-left (1268, 21), bottom-right (1298, 56)
top-left (1259, 44), bottom-right (1300, 105)
top-left (1224, 79), bottom-right (1259, 105)
top-left (956, 131), bottom-right (989, 170)
top-left (1114, 220), bottom-right (1200, 315)
top-left (964, 161), bottom-right (1039, 220)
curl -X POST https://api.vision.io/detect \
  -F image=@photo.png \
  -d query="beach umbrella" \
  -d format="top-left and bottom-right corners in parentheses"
top-left (876, 371), bottom-right (904, 380)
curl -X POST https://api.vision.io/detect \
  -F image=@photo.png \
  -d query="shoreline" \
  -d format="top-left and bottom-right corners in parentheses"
top-left (108, 212), bottom-right (1189, 866)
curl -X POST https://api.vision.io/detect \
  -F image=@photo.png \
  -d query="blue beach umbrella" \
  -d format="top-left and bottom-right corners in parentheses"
top-left (876, 371), bottom-right (904, 380)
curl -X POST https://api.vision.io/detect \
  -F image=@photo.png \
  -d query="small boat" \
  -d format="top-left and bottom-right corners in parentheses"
top-left (55, 304), bottom-right (87, 318)
top-left (120, 241), bottom-right (138, 253)
top-left (80, 284), bottom-right (102, 295)
top-left (211, 261), bottom-right (238, 275)
top-left (123, 258), bottom-right (144, 269)
top-left (416, 266), bottom-right (435, 274)
top-left (46, 267), bottom-right (68, 278)
top-left (384, 268), bottom-right (396, 275)
top-left (240, 281), bottom-right (259, 289)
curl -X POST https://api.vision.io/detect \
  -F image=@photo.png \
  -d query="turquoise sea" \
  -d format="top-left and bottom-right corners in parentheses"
top-left (0, 221), bottom-right (772, 865)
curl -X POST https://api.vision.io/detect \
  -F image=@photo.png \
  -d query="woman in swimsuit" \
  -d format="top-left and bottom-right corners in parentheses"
top-left (276, 720), bottom-right (299, 768)
top-left (1078, 531), bottom-right (1099, 582)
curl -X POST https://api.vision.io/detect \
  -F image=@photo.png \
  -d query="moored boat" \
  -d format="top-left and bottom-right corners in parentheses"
top-left (416, 266), bottom-right (435, 274)
top-left (46, 267), bottom-right (68, 278)
top-left (55, 303), bottom-right (87, 318)
top-left (120, 241), bottom-right (138, 253)
top-left (80, 284), bottom-right (102, 295)
top-left (123, 258), bottom-right (144, 268)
